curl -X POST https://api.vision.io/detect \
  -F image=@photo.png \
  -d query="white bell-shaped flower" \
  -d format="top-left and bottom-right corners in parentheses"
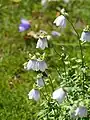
top-left (52, 88), bottom-right (66, 103)
top-left (36, 37), bottom-right (48, 50)
top-left (28, 89), bottom-right (40, 101)
top-left (80, 31), bottom-right (90, 42)
top-left (37, 59), bottom-right (48, 72)
top-left (24, 59), bottom-right (47, 72)
top-left (24, 60), bottom-right (38, 71)
top-left (37, 77), bottom-right (44, 87)
top-left (75, 106), bottom-right (87, 118)
top-left (53, 15), bottom-right (66, 28)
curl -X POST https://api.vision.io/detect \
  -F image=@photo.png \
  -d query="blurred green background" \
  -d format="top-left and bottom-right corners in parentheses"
top-left (0, 0), bottom-right (90, 119)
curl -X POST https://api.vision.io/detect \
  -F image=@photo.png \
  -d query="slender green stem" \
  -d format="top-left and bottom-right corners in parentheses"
top-left (41, 89), bottom-right (47, 100)
top-left (67, 18), bottom-right (86, 95)
top-left (61, 57), bottom-right (67, 76)
top-left (48, 75), bottom-right (54, 92)
top-left (43, 79), bottom-right (49, 98)
top-left (67, 18), bottom-right (84, 68)
top-left (52, 45), bottom-right (67, 76)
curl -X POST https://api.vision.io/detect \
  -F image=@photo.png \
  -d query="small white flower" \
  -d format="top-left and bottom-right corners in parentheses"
top-left (80, 31), bottom-right (90, 42)
top-left (37, 77), bottom-right (44, 87)
top-left (75, 106), bottom-right (87, 118)
top-left (28, 89), bottom-right (40, 101)
top-left (53, 15), bottom-right (66, 28)
top-left (37, 59), bottom-right (48, 72)
top-left (52, 88), bottom-right (66, 103)
top-left (36, 37), bottom-right (48, 50)
top-left (24, 60), bottom-right (38, 71)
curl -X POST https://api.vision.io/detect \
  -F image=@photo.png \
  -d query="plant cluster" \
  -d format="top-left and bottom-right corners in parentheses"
top-left (17, 1), bottom-right (90, 120)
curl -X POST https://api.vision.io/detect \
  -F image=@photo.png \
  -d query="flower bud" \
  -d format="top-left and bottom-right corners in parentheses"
top-left (19, 18), bottom-right (31, 32)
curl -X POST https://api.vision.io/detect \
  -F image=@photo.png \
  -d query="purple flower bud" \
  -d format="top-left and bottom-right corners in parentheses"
top-left (51, 31), bottom-right (61, 36)
top-left (19, 19), bottom-right (31, 32)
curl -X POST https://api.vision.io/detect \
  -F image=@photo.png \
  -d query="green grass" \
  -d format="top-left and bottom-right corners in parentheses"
top-left (0, 0), bottom-right (90, 119)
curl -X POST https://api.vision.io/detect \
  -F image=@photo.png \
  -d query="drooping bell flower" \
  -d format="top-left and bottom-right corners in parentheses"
top-left (36, 30), bottom-right (51, 50)
top-left (75, 106), bottom-right (87, 118)
top-left (52, 88), bottom-right (66, 103)
top-left (80, 32), bottom-right (90, 42)
top-left (37, 58), bottom-right (48, 72)
top-left (80, 25), bottom-right (90, 42)
top-left (19, 18), bottom-right (31, 32)
top-left (24, 59), bottom-right (38, 71)
top-left (53, 15), bottom-right (66, 28)
top-left (36, 37), bottom-right (48, 50)
top-left (24, 56), bottom-right (47, 72)
top-left (28, 89), bottom-right (40, 101)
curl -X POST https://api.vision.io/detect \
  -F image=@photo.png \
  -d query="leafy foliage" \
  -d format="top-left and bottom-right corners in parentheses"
top-left (0, 0), bottom-right (90, 120)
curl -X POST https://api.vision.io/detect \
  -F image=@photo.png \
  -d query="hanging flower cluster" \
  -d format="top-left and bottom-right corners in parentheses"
top-left (24, 54), bottom-right (47, 72)
top-left (19, 4), bottom-right (89, 119)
